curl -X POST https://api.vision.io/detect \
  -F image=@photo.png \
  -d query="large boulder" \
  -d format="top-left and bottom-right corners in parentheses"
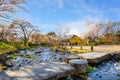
top-left (69, 59), bottom-right (88, 73)
top-left (110, 52), bottom-right (120, 60)
top-left (3, 62), bottom-right (75, 80)
top-left (5, 61), bottom-right (13, 67)
top-left (64, 55), bottom-right (80, 63)
top-left (77, 52), bottom-right (110, 64)
top-left (34, 48), bottom-right (42, 53)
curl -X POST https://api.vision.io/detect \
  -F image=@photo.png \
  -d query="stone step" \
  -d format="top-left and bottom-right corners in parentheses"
top-left (1, 62), bottom-right (75, 80)
top-left (64, 55), bottom-right (80, 63)
top-left (69, 59), bottom-right (88, 73)
top-left (77, 52), bottom-right (110, 64)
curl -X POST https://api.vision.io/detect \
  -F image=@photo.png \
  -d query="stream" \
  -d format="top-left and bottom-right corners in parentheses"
top-left (88, 60), bottom-right (120, 80)
top-left (6, 48), bottom-right (120, 80)
top-left (7, 48), bottom-right (73, 70)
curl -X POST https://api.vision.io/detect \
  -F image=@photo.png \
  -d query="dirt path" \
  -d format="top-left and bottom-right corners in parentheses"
top-left (68, 45), bottom-right (120, 53)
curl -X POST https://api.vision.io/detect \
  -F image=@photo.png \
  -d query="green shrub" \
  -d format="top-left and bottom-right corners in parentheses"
top-left (86, 66), bottom-right (93, 73)
top-left (27, 42), bottom-right (35, 47)
top-left (7, 54), bottom-right (18, 59)
top-left (77, 66), bottom-right (93, 75)
top-left (10, 42), bottom-right (27, 49)
top-left (116, 74), bottom-right (120, 77)
top-left (67, 48), bottom-right (90, 54)
top-left (0, 42), bottom-right (16, 54)
top-left (25, 54), bottom-right (35, 59)
top-left (40, 43), bottom-right (49, 47)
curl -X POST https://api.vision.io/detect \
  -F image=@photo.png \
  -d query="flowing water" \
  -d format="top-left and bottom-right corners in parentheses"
top-left (88, 60), bottom-right (120, 80)
top-left (6, 48), bottom-right (120, 80)
top-left (7, 48), bottom-right (73, 70)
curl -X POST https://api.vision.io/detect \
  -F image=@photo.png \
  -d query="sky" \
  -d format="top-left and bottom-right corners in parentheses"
top-left (15, 0), bottom-right (120, 36)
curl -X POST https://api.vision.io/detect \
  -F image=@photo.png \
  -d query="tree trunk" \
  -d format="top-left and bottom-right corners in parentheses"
top-left (61, 44), bottom-right (64, 49)
top-left (91, 46), bottom-right (94, 51)
top-left (80, 45), bottom-right (83, 50)
top-left (24, 40), bottom-right (27, 47)
top-left (71, 45), bottom-right (73, 49)
top-left (24, 37), bottom-right (27, 47)
top-left (65, 45), bottom-right (67, 49)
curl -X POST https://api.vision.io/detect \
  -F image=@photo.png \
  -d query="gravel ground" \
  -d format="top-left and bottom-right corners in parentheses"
top-left (68, 45), bottom-right (120, 52)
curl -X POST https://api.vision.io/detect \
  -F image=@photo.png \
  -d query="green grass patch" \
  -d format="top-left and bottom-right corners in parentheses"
top-left (67, 48), bottom-right (90, 54)
top-left (86, 66), bottom-right (93, 73)
top-left (79, 66), bottom-right (93, 75)
top-left (10, 42), bottom-right (26, 49)
top-left (50, 46), bottom-right (63, 51)
top-left (0, 42), bottom-right (16, 54)
top-left (26, 46), bottom-right (36, 50)
top-left (73, 65), bottom-right (93, 79)
top-left (7, 54), bottom-right (19, 60)
top-left (116, 74), bottom-right (120, 77)
top-left (50, 46), bottom-right (90, 54)
top-left (25, 54), bottom-right (35, 59)
top-left (10, 42), bottom-right (37, 50)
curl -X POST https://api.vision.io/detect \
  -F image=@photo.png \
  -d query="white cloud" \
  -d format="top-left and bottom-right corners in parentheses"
top-left (28, 0), bottom-right (64, 9)
top-left (69, 28), bottom-right (79, 36)
top-left (69, 0), bottom-right (100, 14)
top-left (28, 0), bottom-right (120, 20)
top-left (37, 20), bottom-right (88, 37)
top-left (68, 0), bottom-right (120, 21)
top-left (58, 0), bottom-right (64, 8)
top-left (65, 20), bottom-right (87, 37)
top-left (24, 0), bottom-right (120, 37)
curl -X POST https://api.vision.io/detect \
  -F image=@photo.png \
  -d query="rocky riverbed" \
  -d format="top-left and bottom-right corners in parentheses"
top-left (6, 48), bottom-right (74, 70)
top-left (4, 48), bottom-right (120, 80)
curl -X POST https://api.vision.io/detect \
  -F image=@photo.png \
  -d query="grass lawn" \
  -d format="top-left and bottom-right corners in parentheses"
top-left (0, 42), bottom-right (16, 54)
top-left (50, 46), bottom-right (90, 54)
top-left (67, 48), bottom-right (90, 54)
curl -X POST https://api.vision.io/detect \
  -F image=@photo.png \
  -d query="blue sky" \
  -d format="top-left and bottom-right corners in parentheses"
top-left (15, 0), bottom-right (120, 36)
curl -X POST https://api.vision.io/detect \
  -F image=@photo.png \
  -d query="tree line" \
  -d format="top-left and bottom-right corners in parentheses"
top-left (0, 0), bottom-right (120, 51)
top-left (0, 20), bottom-right (120, 51)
